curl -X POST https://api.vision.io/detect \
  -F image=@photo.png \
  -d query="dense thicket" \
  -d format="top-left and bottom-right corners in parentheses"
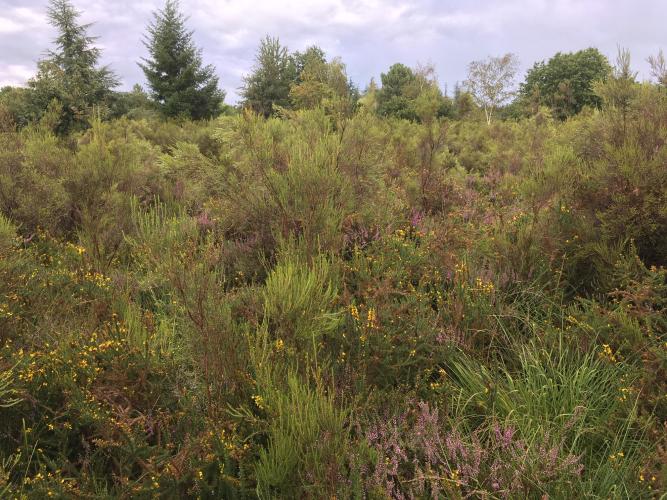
top-left (0, 1), bottom-right (666, 498)
top-left (1, 61), bottom-right (666, 497)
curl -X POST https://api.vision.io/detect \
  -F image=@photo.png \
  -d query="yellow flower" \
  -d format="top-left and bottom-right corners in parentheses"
top-left (599, 344), bottom-right (617, 363)
top-left (252, 395), bottom-right (265, 410)
top-left (349, 304), bottom-right (360, 322)
top-left (366, 307), bottom-right (378, 329)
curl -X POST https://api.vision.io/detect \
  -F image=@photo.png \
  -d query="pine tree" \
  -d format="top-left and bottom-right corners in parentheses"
top-left (140, 0), bottom-right (224, 120)
top-left (241, 36), bottom-right (296, 117)
top-left (29, 0), bottom-right (118, 134)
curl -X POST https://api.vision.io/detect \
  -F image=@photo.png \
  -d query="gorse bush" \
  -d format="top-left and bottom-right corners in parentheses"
top-left (1, 62), bottom-right (666, 498)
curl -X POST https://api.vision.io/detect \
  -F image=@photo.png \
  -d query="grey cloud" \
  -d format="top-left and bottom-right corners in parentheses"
top-left (1, 0), bottom-right (665, 101)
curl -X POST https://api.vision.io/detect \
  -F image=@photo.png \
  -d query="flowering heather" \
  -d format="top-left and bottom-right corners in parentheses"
top-left (362, 402), bottom-right (585, 499)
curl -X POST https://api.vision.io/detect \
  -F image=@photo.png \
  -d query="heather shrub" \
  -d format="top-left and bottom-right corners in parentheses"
top-left (360, 400), bottom-right (585, 498)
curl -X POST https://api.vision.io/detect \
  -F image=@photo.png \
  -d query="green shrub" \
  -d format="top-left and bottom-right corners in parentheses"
top-left (254, 373), bottom-right (352, 499)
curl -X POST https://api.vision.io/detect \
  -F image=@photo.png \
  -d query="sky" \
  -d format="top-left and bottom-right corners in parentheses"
top-left (0, 0), bottom-right (665, 103)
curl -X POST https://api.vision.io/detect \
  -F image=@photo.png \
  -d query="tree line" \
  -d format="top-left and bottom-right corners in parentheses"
top-left (1, 0), bottom-right (666, 134)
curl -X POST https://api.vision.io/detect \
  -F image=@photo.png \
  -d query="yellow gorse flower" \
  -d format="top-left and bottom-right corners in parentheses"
top-left (349, 304), bottom-right (360, 322)
top-left (252, 395), bottom-right (265, 410)
top-left (366, 307), bottom-right (378, 329)
top-left (599, 344), bottom-right (617, 363)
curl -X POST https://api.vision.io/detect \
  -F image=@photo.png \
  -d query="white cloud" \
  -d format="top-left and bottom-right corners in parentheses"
top-left (0, 0), bottom-right (665, 101)
top-left (0, 16), bottom-right (24, 34)
top-left (0, 64), bottom-right (35, 86)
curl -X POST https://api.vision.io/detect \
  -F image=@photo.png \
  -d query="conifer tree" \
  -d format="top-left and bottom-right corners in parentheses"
top-left (29, 0), bottom-right (118, 134)
top-left (241, 36), bottom-right (296, 117)
top-left (140, 0), bottom-right (224, 120)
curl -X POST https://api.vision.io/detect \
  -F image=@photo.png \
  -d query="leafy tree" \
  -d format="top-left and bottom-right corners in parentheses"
top-left (292, 46), bottom-right (327, 83)
top-left (108, 84), bottom-right (155, 120)
top-left (519, 48), bottom-right (610, 119)
top-left (407, 65), bottom-right (452, 123)
top-left (0, 86), bottom-right (39, 129)
top-left (464, 53), bottom-right (519, 124)
top-left (241, 36), bottom-right (296, 117)
top-left (289, 50), bottom-right (358, 120)
top-left (140, 0), bottom-right (224, 120)
top-left (28, 0), bottom-right (118, 134)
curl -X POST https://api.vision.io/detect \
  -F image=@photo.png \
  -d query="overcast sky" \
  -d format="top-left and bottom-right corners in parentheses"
top-left (1, 0), bottom-right (665, 103)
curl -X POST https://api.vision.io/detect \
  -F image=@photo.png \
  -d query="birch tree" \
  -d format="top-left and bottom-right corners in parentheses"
top-left (465, 53), bottom-right (519, 124)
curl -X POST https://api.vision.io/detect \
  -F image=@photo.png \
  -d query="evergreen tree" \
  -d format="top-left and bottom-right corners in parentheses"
top-left (140, 0), bottom-right (224, 120)
top-left (377, 63), bottom-right (450, 122)
top-left (241, 36), bottom-right (296, 117)
top-left (377, 63), bottom-right (417, 120)
top-left (594, 47), bottom-right (638, 139)
top-left (29, 0), bottom-right (118, 134)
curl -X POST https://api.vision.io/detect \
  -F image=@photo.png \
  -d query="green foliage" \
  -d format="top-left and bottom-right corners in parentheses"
top-left (0, 214), bottom-right (17, 258)
top-left (0, 126), bottom-right (71, 235)
top-left (0, 87), bottom-right (39, 129)
top-left (108, 84), bottom-right (156, 120)
top-left (377, 63), bottom-right (417, 120)
top-left (1, 52), bottom-right (666, 497)
top-left (241, 37), bottom-right (297, 117)
top-left (520, 47), bottom-right (611, 119)
top-left (376, 63), bottom-right (451, 122)
top-left (447, 337), bottom-right (647, 498)
top-left (28, 0), bottom-right (118, 134)
top-left (289, 54), bottom-right (358, 121)
top-left (263, 245), bottom-right (342, 359)
top-left (254, 373), bottom-right (352, 498)
top-left (140, 0), bottom-right (224, 120)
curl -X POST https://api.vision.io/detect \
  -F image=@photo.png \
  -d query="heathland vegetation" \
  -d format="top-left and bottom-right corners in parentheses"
top-left (1, 0), bottom-right (666, 497)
